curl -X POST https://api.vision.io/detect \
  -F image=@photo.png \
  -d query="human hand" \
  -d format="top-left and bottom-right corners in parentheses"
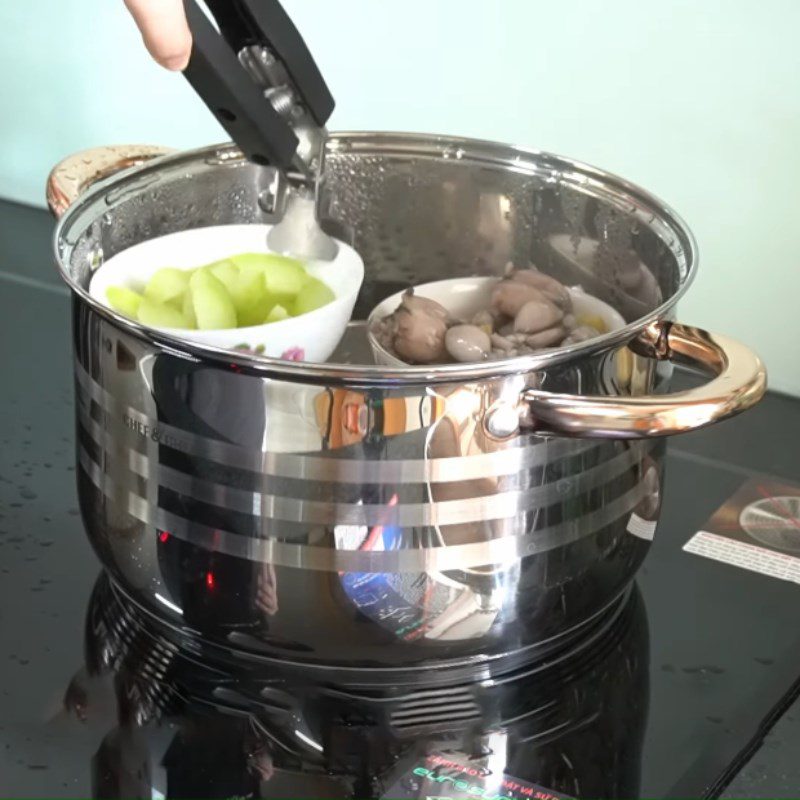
top-left (124, 0), bottom-right (192, 71)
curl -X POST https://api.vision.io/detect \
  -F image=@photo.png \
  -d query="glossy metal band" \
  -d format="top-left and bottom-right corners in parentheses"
top-left (75, 361), bottom-right (595, 484)
top-left (78, 447), bottom-right (652, 572)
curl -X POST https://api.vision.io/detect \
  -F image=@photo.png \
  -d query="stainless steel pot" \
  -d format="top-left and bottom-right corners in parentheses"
top-left (48, 133), bottom-right (766, 679)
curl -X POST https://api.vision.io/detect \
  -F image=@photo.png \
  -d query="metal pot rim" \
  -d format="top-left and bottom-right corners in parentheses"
top-left (52, 131), bottom-right (698, 386)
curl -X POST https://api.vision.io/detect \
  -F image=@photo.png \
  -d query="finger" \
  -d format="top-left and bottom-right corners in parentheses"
top-left (124, 0), bottom-right (193, 71)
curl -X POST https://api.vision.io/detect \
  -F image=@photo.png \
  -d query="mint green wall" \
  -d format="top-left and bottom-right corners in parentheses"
top-left (1, 0), bottom-right (798, 394)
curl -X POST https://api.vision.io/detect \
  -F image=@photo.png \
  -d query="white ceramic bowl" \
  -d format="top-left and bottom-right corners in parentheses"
top-left (89, 224), bottom-right (364, 363)
top-left (367, 276), bottom-right (626, 366)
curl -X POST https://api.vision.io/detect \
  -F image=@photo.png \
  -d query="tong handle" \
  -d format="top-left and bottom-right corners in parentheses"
top-left (184, 0), bottom-right (298, 167)
top-left (182, 0), bottom-right (334, 171)
top-left (206, 0), bottom-right (334, 126)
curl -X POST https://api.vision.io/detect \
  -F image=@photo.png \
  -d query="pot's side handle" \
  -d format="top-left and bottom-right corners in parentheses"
top-left (485, 321), bottom-right (767, 439)
top-left (46, 145), bottom-right (176, 218)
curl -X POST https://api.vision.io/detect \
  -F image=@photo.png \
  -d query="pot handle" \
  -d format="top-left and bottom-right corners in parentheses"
top-left (46, 145), bottom-right (175, 218)
top-left (485, 320), bottom-right (767, 439)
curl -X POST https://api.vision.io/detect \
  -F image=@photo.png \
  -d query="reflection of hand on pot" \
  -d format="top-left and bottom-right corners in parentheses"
top-left (63, 669), bottom-right (91, 722)
top-left (61, 667), bottom-right (121, 728)
top-left (247, 741), bottom-right (276, 782)
top-left (547, 234), bottom-right (662, 319)
top-left (256, 562), bottom-right (279, 617)
top-left (632, 454), bottom-right (661, 521)
top-left (594, 241), bottom-right (662, 308)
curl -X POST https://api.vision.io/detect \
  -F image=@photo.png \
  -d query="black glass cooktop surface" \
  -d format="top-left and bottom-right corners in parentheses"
top-left (1, 200), bottom-right (800, 798)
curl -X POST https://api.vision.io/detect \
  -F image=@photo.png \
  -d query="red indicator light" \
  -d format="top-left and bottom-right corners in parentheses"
top-left (158, 531), bottom-right (170, 543)
top-left (205, 571), bottom-right (216, 590)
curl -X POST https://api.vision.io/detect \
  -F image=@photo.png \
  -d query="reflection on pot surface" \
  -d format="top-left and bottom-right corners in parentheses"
top-left (76, 318), bottom-right (661, 672)
top-left (63, 573), bottom-right (650, 799)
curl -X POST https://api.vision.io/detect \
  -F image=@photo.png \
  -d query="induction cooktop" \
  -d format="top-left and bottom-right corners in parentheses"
top-left (3, 443), bottom-right (800, 799)
top-left (2, 200), bottom-right (800, 798)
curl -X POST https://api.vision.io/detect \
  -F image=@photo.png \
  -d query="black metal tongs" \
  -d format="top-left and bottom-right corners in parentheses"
top-left (182, 0), bottom-right (338, 258)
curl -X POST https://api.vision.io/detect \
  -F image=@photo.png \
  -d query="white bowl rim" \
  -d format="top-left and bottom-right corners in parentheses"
top-left (88, 223), bottom-right (364, 337)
